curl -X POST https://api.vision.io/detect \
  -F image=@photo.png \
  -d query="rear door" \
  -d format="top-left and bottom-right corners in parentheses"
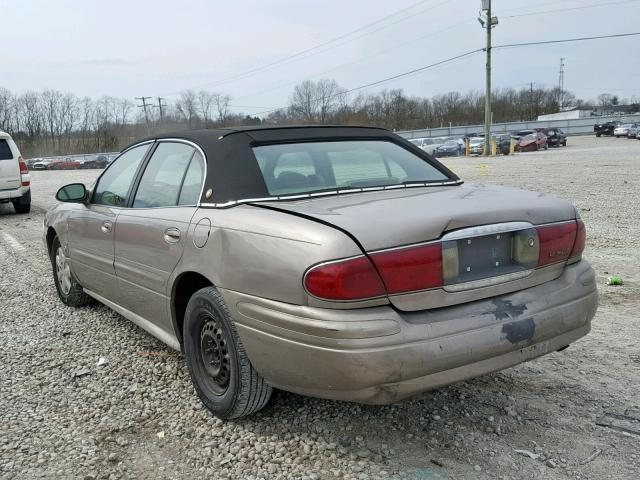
top-left (67, 143), bottom-right (150, 298)
top-left (114, 141), bottom-right (204, 334)
top-left (0, 137), bottom-right (21, 190)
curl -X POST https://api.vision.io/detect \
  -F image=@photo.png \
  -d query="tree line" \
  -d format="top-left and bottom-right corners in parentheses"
top-left (0, 81), bottom-right (636, 157)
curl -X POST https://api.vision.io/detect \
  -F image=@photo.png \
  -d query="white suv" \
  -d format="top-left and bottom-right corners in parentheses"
top-left (0, 131), bottom-right (31, 213)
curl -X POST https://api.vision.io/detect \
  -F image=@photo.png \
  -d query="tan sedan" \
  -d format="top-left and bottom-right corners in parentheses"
top-left (44, 126), bottom-right (598, 419)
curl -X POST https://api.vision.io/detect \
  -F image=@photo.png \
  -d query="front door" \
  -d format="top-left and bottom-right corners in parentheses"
top-left (114, 141), bottom-right (205, 335)
top-left (67, 143), bottom-right (150, 298)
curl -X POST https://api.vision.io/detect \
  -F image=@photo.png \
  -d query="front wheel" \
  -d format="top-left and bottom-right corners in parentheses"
top-left (50, 236), bottom-right (93, 307)
top-left (183, 286), bottom-right (272, 419)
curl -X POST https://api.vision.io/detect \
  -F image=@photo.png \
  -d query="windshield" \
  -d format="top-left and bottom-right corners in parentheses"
top-left (252, 140), bottom-right (451, 196)
top-left (522, 134), bottom-right (536, 141)
top-left (443, 140), bottom-right (458, 146)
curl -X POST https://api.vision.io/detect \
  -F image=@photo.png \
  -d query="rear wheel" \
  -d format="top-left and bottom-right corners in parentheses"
top-left (50, 236), bottom-right (93, 307)
top-left (183, 286), bottom-right (272, 419)
top-left (12, 201), bottom-right (30, 214)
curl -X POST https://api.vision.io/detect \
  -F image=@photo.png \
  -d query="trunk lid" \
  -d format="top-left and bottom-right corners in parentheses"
top-left (255, 183), bottom-right (575, 251)
top-left (255, 184), bottom-right (578, 311)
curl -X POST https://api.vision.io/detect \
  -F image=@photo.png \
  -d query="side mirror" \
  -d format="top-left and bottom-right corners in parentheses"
top-left (56, 183), bottom-right (87, 203)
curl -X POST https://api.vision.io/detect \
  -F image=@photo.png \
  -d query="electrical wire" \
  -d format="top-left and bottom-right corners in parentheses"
top-left (158, 0), bottom-right (445, 96)
top-left (501, 0), bottom-right (640, 18)
top-left (250, 48), bottom-right (483, 116)
top-left (232, 18), bottom-right (472, 103)
top-left (493, 31), bottom-right (640, 49)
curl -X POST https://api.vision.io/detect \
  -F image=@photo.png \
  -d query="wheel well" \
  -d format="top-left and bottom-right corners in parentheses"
top-left (46, 227), bottom-right (57, 255)
top-left (172, 272), bottom-right (213, 344)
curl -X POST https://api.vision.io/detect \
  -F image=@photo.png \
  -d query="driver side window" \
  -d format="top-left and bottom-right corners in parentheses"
top-left (93, 144), bottom-right (149, 207)
top-left (132, 142), bottom-right (196, 208)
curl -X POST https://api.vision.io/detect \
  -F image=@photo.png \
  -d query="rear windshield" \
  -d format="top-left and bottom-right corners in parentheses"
top-left (253, 140), bottom-right (450, 196)
top-left (0, 140), bottom-right (14, 160)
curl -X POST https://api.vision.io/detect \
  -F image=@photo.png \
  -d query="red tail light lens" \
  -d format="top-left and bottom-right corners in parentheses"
top-left (570, 219), bottom-right (586, 259)
top-left (536, 222), bottom-right (577, 267)
top-left (18, 156), bottom-right (30, 186)
top-left (304, 256), bottom-right (386, 300)
top-left (370, 243), bottom-right (443, 294)
top-left (18, 156), bottom-right (29, 174)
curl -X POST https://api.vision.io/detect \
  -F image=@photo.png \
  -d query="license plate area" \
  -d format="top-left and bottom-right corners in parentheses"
top-left (441, 224), bottom-right (539, 288)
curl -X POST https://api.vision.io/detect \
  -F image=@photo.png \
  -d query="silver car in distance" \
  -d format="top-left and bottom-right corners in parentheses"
top-left (44, 126), bottom-right (598, 419)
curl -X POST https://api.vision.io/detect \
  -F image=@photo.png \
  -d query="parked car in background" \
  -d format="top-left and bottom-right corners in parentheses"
top-left (44, 125), bottom-right (597, 419)
top-left (435, 139), bottom-right (463, 157)
top-left (26, 158), bottom-right (42, 168)
top-left (468, 136), bottom-right (485, 155)
top-left (594, 121), bottom-right (621, 137)
top-left (80, 155), bottom-right (109, 169)
top-left (47, 158), bottom-right (81, 170)
top-left (626, 124), bottom-right (639, 139)
top-left (541, 128), bottom-right (567, 147)
top-left (0, 131), bottom-right (31, 213)
top-left (31, 159), bottom-right (54, 170)
top-left (468, 133), bottom-right (511, 155)
top-left (613, 123), bottom-right (636, 138)
top-left (516, 132), bottom-right (548, 152)
top-left (409, 137), bottom-right (438, 156)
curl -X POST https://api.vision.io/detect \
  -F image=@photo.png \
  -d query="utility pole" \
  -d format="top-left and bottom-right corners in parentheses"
top-left (529, 82), bottom-right (534, 120)
top-left (135, 96), bottom-right (152, 134)
top-left (558, 58), bottom-right (565, 110)
top-left (479, 0), bottom-right (497, 156)
top-left (156, 97), bottom-right (167, 123)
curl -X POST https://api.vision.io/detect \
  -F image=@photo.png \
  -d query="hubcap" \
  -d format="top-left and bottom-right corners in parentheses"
top-left (55, 247), bottom-right (72, 295)
top-left (200, 318), bottom-right (230, 393)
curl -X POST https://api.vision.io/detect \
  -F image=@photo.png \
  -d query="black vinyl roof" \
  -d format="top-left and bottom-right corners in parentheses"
top-left (126, 125), bottom-right (458, 206)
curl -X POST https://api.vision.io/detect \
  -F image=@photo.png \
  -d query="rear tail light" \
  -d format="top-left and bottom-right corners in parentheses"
top-left (18, 156), bottom-right (28, 174)
top-left (570, 219), bottom-right (586, 260)
top-left (304, 256), bottom-right (386, 301)
top-left (305, 220), bottom-right (586, 301)
top-left (18, 156), bottom-right (30, 187)
top-left (370, 243), bottom-right (443, 294)
top-left (536, 222), bottom-right (577, 267)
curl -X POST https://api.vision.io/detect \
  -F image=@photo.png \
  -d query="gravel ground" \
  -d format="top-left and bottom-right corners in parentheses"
top-left (1, 135), bottom-right (639, 479)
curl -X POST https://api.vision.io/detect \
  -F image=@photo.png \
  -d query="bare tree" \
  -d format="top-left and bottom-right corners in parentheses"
top-left (176, 90), bottom-right (199, 127)
top-left (213, 93), bottom-right (231, 125)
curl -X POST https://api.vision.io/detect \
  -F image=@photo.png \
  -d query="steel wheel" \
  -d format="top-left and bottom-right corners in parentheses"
top-left (55, 246), bottom-right (72, 295)
top-left (199, 317), bottom-right (231, 394)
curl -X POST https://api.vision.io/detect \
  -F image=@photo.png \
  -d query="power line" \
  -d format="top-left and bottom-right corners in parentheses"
top-left (159, 0), bottom-right (440, 95)
top-left (502, 0), bottom-right (640, 18)
top-left (251, 30), bottom-right (640, 118)
top-left (233, 18), bottom-right (472, 103)
top-left (251, 48), bottom-right (483, 117)
top-left (493, 31), bottom-right (640, 49)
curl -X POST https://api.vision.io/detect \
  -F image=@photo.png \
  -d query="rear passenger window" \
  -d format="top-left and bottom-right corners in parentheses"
top-left (178, 152), bottom-right (204, 205)
top-left (133, 142), bottom-right (195, 208)
top-left (0, 140), bottom-right (13, 160)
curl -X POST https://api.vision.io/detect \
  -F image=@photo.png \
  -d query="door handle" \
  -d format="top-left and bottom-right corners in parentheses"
top-left (101, 221), bottom-right (113, 234)
top-left (164, 228), bottom-right (181, 244)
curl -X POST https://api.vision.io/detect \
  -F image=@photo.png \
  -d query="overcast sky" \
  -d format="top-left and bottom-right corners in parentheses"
top-left (2, 0), bottom-right (639, 114)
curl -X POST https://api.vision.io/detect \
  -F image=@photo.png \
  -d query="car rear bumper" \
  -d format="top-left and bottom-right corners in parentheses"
top-left (223, 260), bottom-right (598, 404)
top-left (0, 186), bottom-right (30, 201)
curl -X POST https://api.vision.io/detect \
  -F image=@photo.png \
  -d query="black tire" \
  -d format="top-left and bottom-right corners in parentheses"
top-left (596, 133), bottom-right (601, 137)
top-left (183, 286), bottom-right (272, 419)
top-left (13, 201), bottom-right (30, 214)
top-left (50, 236), bottom-right (93, 307)
top-left (544, 144), bottom-right (548, 150)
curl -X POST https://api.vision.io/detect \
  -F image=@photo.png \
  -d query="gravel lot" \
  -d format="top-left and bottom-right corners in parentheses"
top-left (1, 135), bottom-right (638, 479)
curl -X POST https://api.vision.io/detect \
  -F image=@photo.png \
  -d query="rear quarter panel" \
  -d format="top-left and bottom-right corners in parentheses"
top-left (173, 205), bottom-right (367, 307)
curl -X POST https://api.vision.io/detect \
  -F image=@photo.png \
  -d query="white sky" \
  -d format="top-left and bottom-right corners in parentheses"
top-left (2, 0), bottom-right (639, 114)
